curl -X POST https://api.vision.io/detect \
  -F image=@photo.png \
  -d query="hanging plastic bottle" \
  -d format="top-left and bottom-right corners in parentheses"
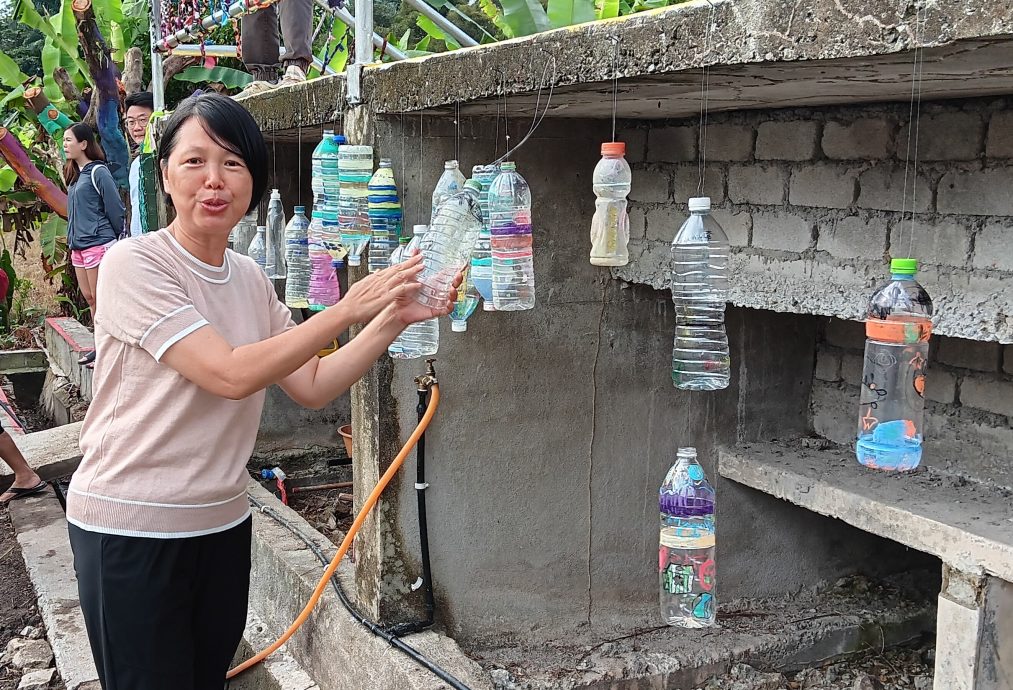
top-left (338, 144), bottom-right (373, 267)
top-left (590, 142), bottom-right (631, 267)
top-left (265, 189), bottom-right (287, 279)
top-left (488, 162), bottom-right (535, 311)
top-left (307, 210), bottom-right (341, 310)
top-left (367, 159), bottom-right (402, 273)
top-left (659, 447), bottom-right (716, 628)
top-left (248, 226), bottom-right (268, 270)
top-left (312, 129), bottom-right (335, 211)
top-left (449, 269), bottom-right (480, 333)
top-left (319, 133), bottom-right (341, 223)
top-left (431, 160), bottom-right (467, 225)
top-left (387, 236), bottom-right (411, 358)
top-left (670, 197), bottom-right (730, 391)
top-left (856, 258), bottom-right (933, 471)
top-left (470, 164), bottom-right (497, 311)
top-left (232, 211), bottom-right (258, 256)
top-left (284, 205), bottom-right (311, 309)
top-left (417, 180), bottom-right (483, 309)
top-left (391, 226), bottom-right (438, 359)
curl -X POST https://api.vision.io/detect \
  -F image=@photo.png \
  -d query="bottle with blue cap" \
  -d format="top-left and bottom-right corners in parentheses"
top-left (659, 447), bottom-right (715, 628)
top-left (856, 257), bottom-right (933, 471)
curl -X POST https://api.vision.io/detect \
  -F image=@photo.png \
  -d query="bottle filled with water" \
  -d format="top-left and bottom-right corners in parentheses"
top-left (311, 129), bottom-right (334, 210)
top-left (418, 180), bottom-right (483, 309)
top-left (367, 159), bottom-right (402, 273)
top-left (284, 205), bottom-right (311, 308)
top-left (319, 133), bottom-right (342, 223)
top-left (450, 269), bottom-right (480, 332)
top-left (670, 197), bottom-right (730, 391)
top-left (390, 226), bottom-right (438, 359)
top-left (489, 162), bottom-right (534, 311)
top-left (590, 142), bottom-right (631, 267)
top-left (248, 226), bottom-right (268, 270)
top-left (431, 160), bottom-right (466, 225)
top-left (338, 144), bottom-right (373, 267)
top-left (232, 211), bottom-right (258, 256)
top-left (856, 258), bottom-right (933, 471)
top-left (386, 236), bottom-right (411, 358)
top-left (470, 164), bottom-right (497, 311)
top-left (307, 210), bottom-right (340, 310)
top-left (265, 189), bottom-right (287, 279)
top-left (659, 447), bottom-right (716, 628)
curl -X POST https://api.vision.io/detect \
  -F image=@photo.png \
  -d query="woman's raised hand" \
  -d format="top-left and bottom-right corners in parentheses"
top-left (341, 254), bottom-right (425, 323)
top-left (389, 267), bottom-right (463, 326)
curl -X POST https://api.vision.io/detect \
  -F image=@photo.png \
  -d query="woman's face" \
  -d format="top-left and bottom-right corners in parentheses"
top-left (62, 131), bottom-right (87, 162)
top-left (161, 117), bottom-right (253, 237)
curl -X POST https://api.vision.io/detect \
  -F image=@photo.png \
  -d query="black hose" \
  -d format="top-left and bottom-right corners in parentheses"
top-left (247, 495), bottom-right (474, 690)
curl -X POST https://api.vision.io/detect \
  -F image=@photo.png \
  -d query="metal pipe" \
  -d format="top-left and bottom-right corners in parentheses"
top-left (150, 0), bottom-right (166, 110)
top-left (167, 44), bottom-right (239, 57)
top-left (353, 0), bottom-right (373, 66)
top-left (401, 0), bottom-right (477, 47)
top-left (289, 481), bottom-right (353, 493)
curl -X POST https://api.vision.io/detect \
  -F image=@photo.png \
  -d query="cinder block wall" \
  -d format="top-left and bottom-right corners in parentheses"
top-left (813, 319), bottom-right (1013, 489)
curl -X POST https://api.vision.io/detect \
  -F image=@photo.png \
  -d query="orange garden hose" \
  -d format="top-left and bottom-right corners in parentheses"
top-left (227, 383), bottom-right (441, 679)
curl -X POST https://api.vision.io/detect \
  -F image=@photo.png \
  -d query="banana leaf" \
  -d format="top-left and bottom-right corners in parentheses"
top-left (417, 15), bottom-right (460, 50)
top-left (478, 0), bottom-right (513, 38)
top-left (423, 0), bottom-right (495, 42)
top-left (498, 0), bottom-right (550, 38)
top-left (547, 0), bottom-right (595, 28)
top-left (0, 168), bottom-right (16, 193)
top-left (597, 0), bottom-right (620, 20)
top-left (0, 52), bottom-right (27, 89)
top-left (174, 65), bottom-right (255, 89)
top-left (15, 0), bottom-right (93, 88)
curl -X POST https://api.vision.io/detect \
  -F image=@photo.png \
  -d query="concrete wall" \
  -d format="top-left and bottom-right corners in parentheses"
top-left (811, 318), bottom-right (1013, 490)
top-left (359, 114), bottom-right (919, 645)
top-left (614, 97), bottom-right (1013, 343)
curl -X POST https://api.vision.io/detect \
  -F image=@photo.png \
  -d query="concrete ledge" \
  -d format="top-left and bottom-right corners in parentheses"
top-left (718, 441), bottom-right (1013, 581)
top-left (232, 609), bottom-right (321, 690)
top-left (0, 349), bottom-right (48, 374)
top-left (246, 480), bottom-right (493, 690)
top-left (44, 317), bottom-right (93, 402)
top-left (9, 492), bottom-right (99, 690)
top-left (0, 422), bottom-right (82, 491)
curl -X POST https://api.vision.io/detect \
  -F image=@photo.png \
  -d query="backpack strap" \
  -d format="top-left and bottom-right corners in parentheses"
top-left (89, 163), bottom-right (108, 195)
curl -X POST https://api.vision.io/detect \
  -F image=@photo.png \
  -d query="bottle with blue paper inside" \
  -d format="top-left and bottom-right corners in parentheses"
top-left (659, 447), bottom-right (716, 628)
top-left (307, 211), bottom-right (341, 310)
top-left (367, 159), bottom-right (402, 273)
top-left (390, 226), bottom-right (439, 359)
top-left (670, 197), bottom-right (730, 391)
top-left (470, 164), bottom-right (497, 311)
top-left (338, 144), bottom-right (373, 267)
top-left (856, 258), bottom-right (933, 472)
top-left (489, 162), bottom-right (534, 311)
top-left (418, 180), bottom-right (483, 309)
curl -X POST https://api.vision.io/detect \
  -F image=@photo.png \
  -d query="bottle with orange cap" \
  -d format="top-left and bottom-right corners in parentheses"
top-left (856, 258), bottom-right (933, 471)
top-left (590, 141), bottom-right (631, 267)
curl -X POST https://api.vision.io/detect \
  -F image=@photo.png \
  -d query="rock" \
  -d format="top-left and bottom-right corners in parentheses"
top-left (853, 676), bottom-right (884, 690)
top-left (19, 626), bottom-right (43, 640)
top-left (490, 668), bottom-right (512, 687)
top-left (914, 677), bottom-right (932, 690)
top-left (17, 667), bottom-right (55, 690)
top-left (10, 639), bottom-right (53, 670)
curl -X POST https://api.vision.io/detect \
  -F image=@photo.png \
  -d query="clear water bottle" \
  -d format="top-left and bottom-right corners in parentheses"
top-left (449, 269), bottom-right (480, 333)
top-left (232, 211), bottom-right (258, 256)
top-left (265, 189), bottom-right (287, 279)
top-left (248, 226), bottom-right (268, 270)
top-left (338, 144), bottom-right (373, 267)
top-left (856, 258), bottom-right (933, 471)
top-left (308, 211), bottom-right (340, 309)
top-left (418, 180), bottom-right (483, 309)
top-left (391, 226), bottom-right (438, 359)
top-left (320, 133), bottom-right (341, 223)
top-left (470, 164), bottom-right (497, 311)
top-left (590, 142), bottom-right (631, 267)
top-left (670, 197), bottom-right (730, 391)
top-left (489, 162), bottom-right (534, 311)
top-left (659, 447), bottom-right (716, 628)
top-left (284, 205), bottom-right (311, 308)
top-left (311, 129), bottom-right (333, 209)
top-left (387, 236), bottom-right (411, 358)
top-left (367, 159), bottom-right (402, 273)
top-left (431, 160), bottom-right (467, 225)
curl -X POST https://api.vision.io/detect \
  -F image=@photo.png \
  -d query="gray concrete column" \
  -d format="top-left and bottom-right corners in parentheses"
top-left (934, 565), bottom-right (1013, 690)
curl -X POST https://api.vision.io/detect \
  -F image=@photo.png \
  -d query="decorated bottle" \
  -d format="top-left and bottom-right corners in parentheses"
top-left (488, 162), bottom-right (534, 311)
top-left (590, 142), bottom-right (631, 267)
top-left (367, 159), bottom-right (402, 272)
top-left (470, 164), bottom-right (497, 311)
top-left (338, 144), bottom-right (373, 267)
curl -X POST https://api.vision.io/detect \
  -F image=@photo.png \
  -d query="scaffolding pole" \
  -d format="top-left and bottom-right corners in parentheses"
top-left (150, 0), bottom-right (166, 110)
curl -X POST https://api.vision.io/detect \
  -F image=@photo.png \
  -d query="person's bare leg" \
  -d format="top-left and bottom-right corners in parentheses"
top-left (84, 267), bottom-right (100, 314)
top-left (75, 265), bottom-right (95, 314)
top-left (0, 431), bottom-right (41, 502)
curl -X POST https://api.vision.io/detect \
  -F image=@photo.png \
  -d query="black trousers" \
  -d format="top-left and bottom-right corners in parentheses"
top-left (68, 518), bottom-right (252, 690)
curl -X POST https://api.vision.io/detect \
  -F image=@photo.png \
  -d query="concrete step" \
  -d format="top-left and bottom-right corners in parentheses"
top-left (0, 422), bottom-right (82, 492)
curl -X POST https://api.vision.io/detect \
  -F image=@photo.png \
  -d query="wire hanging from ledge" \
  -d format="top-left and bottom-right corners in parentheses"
top-left (901, 2), bottom-right (927, 257)
top-left (696, 0), bottom-right (717, 197)
top-left (491, 55), bottom-right (558, 167)
top-left (609, 35), bottom-right (620, 143)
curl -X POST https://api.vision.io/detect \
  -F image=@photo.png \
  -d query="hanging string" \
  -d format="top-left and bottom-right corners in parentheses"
top-left (272, 128), bottom-right (277, 190)
top-left (609, 35), bottom-right (620, 143)
top-left (491, 56), bottom-right (557, 166)
top-left (697, 1), bottom-right (716, 196)
top-left (297, 120), bottom-right (302, 201)
top-left (502, 71), bottom-right (511, 157)
top-left (454, 100), bottom-right (461, 163)
top-left (906, 4), bottom-right (926, 257)
top-left (418, 112), bottom-right (424, 225)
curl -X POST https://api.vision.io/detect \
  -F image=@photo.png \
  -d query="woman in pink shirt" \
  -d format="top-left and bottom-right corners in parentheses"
top-left (66, 93), bottom-right (458, 690)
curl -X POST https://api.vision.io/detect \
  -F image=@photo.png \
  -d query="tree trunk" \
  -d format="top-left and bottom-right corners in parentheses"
top-left (0, 128), bottom-right (68, 219)
top-left (156, 54), bottom-right (199, 89)
top-left (123, 47), bottom-right (143, 96)
top-left (72, 0), bottom-right (129, 190)
top-left (53, 68), bottom-right (89, 120)
top-left (24, 87), bottom-right (74, 141)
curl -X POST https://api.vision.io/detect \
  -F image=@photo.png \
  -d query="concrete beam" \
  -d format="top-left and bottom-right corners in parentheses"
top-left (718, 442), bottom-right (1013, 582)
top-left (0, 349), bottom-right (48, 374)
top-left (0, 422), bottom-right (83, 491)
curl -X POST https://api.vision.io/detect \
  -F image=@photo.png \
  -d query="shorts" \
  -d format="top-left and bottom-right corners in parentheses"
top-left (71, 240), bottom-right (117, 269)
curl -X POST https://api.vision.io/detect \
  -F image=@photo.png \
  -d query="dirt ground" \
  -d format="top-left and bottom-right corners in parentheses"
top-left (11, 234), bottom-right (63, 321)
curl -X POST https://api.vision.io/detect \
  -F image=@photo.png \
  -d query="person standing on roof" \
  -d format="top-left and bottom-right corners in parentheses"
top-left (63, 122), bottom-right (126, 367)
top-left (236, 0), bottom-right (313, 98)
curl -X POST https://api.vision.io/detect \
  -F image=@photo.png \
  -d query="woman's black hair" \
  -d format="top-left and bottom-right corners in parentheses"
top-left (62, 122), bottom-right (106, 187)
top-left (156, 93), bottom-right (268, 215)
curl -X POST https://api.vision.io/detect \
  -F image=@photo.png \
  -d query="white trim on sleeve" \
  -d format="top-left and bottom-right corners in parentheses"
top-left (139, 304), bottom-right (196, 348)
top-left (153, 319), bottom-right (209, 361)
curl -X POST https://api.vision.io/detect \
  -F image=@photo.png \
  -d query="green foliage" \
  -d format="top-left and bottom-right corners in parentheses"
top-left (174, 65), bottom-right (255, 90)
top-left (547, 0), bottom-right (595, 29)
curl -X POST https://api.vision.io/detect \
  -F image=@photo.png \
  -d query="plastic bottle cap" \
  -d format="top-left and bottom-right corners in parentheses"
top-left (256, 226), bottom-right (266, 233)
top-left (294, 205), bottom-right (305, 214)
top-left (687, 197), bottom-right (711, 212)
top-left (601, 142), bottom-right (626, 156)
top-left (413, 224), bottom-right (428, 236)
top-left (379, 158), bottom-right (392, 167)
top-left (271, 189), bottom-right (280, 199)
top-left (335, 135), bottom-right (347, 144)
top-left (323, 129), bottom-right (334, 136)
top-left (891, 258), bottom-right (918, 275)
top-left (451, 320), bottom-right (467, 332)
top-left (677, 447), bottom-right (697, 459)
top-left (500, 161), bottom-right (516, 171)
top-left (464, 179), bottom-right (482, 193)
top-left (445, 160), bottom-right (459, 169)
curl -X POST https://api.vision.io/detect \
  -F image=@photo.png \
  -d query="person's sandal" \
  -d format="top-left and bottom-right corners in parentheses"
top-left (78, 350), bottom-right (96, 365)
top-left (0, 480), bottom-right (48, 505)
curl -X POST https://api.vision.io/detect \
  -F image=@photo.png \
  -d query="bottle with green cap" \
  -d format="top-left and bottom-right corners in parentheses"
top-left (856, 257), bottom-right (933, 472)
top-left (417, 180), bottom-right (483, 309)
